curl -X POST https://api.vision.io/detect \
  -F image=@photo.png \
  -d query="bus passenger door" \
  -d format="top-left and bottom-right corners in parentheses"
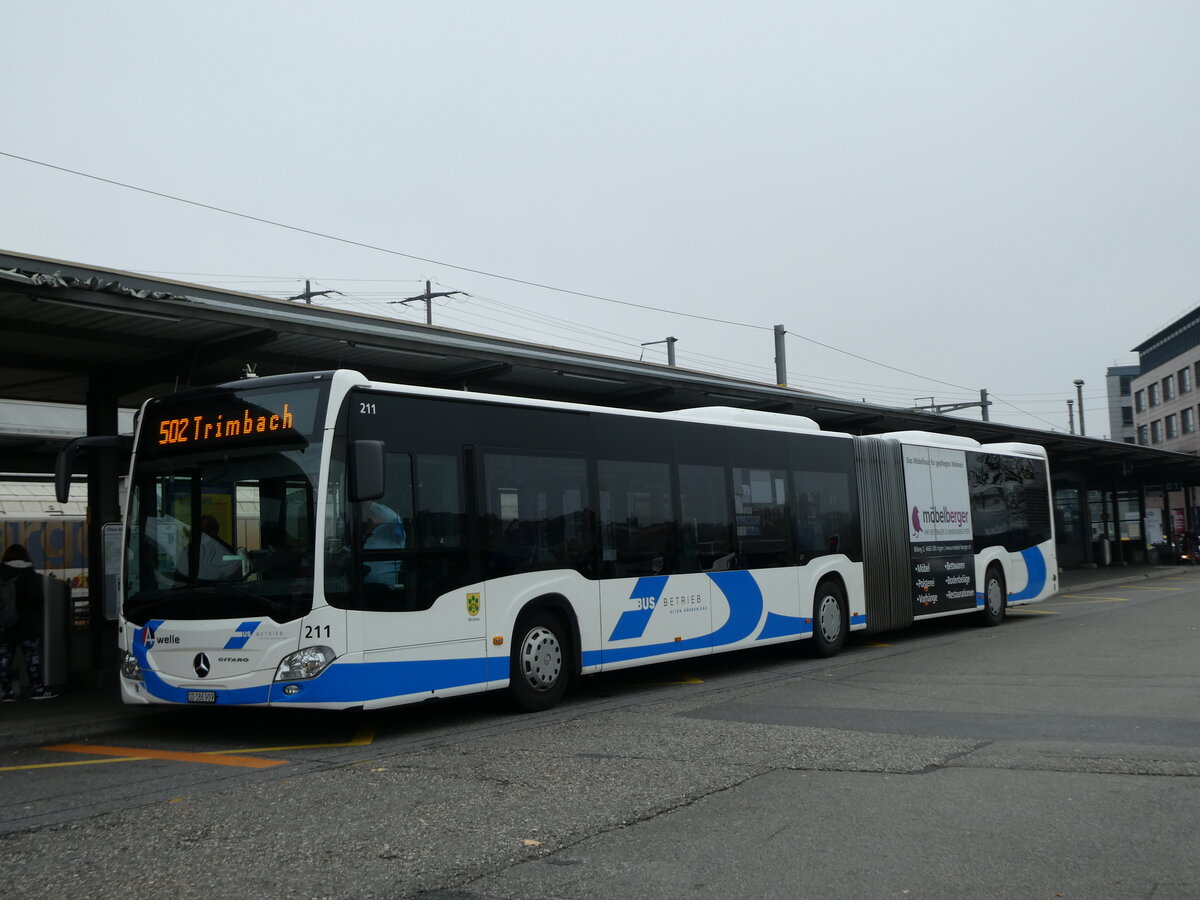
top-left (596, 459), bottom-right (714, 668)
top-left (352, 448), bottom-right (486, 703)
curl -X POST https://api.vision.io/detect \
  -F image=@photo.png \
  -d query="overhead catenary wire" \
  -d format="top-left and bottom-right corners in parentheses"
top-left (0, 150), bottom-right (763, 331)
top-left (441, 287), bottom-right (996, 402)
top-left (125, 261), bottom-right (1075, 427)
top-left (140, 267), bottom-right (1066, 423)
top-left (983, 393), bottom-right (1060, 430)
top-left (448, 289), bottom-right (650, 350)
top-left (4, 148), bottom-right (1008, 399)
top-left (162, 270), bottom-right (1082, 404)
top-left (137, 270), bottom-right (426, 284)
top-left (462, 297), bottom-right (1078, 427)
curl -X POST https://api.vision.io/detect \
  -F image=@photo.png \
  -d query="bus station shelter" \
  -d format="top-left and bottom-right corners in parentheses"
top-left (4, 249), bottom-right (1200, 674)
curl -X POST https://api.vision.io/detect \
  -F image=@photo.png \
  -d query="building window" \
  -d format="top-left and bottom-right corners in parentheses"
top-left (1138, 424), bottom-right (1149, 445)
top-left (1120, 375), bottom-right (1133, 396)
top-left (1151, 419), bottom-right (1164, 444)
top-left (1121, 406), bottom-right (1133, 427)
top-left (1149, 383), bottom-right (1161, 407)
top-left (1164, 375), bottom-right (1176, 401)
top-left (1181, 368), bottom-right (1193, 394)
top-left (1135, 389), bottom-right (1146, 413)
top-left (1166, 414), bottom-right (1178, 439)
top-left (1183, 407), bottom-right (1195, 435)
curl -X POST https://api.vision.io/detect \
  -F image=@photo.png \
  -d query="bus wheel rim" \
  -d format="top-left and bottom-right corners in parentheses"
top-left (520, 626), bottom-right (562, 692)
top-left (988, 578), bottom-right (1003, 616)
top-left (818, 595), bottom-right (841, 642)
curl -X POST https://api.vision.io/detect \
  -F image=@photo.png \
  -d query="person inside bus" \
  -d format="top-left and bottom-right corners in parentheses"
top-left (197, 515), bottom-right (245, 581)
top-left (0, 543), bottom-right (57, 701)
top-left (361, 501), bottom-right (406, 586)
top-left (252, 524), bottom-right (302, 579)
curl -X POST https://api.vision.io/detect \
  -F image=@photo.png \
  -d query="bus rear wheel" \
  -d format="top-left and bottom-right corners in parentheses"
top-left (809, 579), bottom-right (847, 657)
top-left (509, 611), bottom-right (570, 712)
top-left (979, 566), bottom-right (1006, 627)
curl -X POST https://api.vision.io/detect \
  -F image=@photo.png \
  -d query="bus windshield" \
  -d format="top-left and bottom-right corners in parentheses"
top-left (124, 379), bottom-right (329, 624)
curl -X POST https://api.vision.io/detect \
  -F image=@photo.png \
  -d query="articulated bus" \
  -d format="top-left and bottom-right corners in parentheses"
top-left (66, 369), bottom-right (1056, 711)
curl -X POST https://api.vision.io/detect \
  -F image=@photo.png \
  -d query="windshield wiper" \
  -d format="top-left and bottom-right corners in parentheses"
top-left (125, 584), bottom-right (290, 621)
top-left (219, 582), bottom-right (290, 619)
top-left (125, 593), bottom-right (187, 619)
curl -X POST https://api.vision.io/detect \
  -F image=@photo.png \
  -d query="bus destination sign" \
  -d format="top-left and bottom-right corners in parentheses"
top-left (157, 403), bottom-right (296, 447)
top-left (144, 384), bottom-right (323, 456)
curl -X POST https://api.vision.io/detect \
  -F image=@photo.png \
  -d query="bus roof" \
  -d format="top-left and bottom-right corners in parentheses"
top-left (875, 431), bottom-right (982, 450)
top-left (662, 406), bottom-right (821, 433)
top-left (208, 370), bottom-right (1048, 456)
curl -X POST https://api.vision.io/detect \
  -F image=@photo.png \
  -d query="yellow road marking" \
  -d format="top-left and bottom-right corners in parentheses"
top-left (43, 743), bottom-right (287, 769)
top-left (1123, 585), bottom-right (1184, 590)
top-left (1008, 609), bottom-right (1058, 615)
top-left (1054, 598), bottom-right (1130, 604)
top-left (612, 670), bottom-right (703, 686)
top-left (0, 722), bottom-right (375, 773)
top-left (641, 673), bottom-right (703, 685)
top-left (212, 721), bottom-right (377, 753)
top-left (0, 756), bottom-right (145, 772)
top-left (1060, 594), bottom-right (1131, 601)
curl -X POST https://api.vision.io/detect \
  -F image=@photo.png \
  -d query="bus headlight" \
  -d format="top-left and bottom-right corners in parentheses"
top-left (275, 646), bottom-right (336, 681)
top-left (120, 651), bottom-right (143, 681)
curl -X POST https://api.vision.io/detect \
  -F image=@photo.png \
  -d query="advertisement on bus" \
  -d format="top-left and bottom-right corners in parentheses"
top-left (904, 446), bottom-right (976, 615)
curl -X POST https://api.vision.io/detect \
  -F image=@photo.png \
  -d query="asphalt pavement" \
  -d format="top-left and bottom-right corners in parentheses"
top-left (0, 563), bottom-right (1186, 751)
top-left (2, 560), bottom-right (1196, 899)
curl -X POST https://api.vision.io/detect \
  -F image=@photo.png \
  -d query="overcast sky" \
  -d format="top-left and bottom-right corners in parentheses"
top-left (4, 2), bottom-right (1199, 435)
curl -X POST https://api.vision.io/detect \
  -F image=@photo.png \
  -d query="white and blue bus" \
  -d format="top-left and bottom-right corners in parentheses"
top-left (68, 369), bottom-right (1056, 711)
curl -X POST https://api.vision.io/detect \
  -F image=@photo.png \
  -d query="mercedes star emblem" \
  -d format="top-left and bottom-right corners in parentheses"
top-left (193, 652), bottom-right (211, 678)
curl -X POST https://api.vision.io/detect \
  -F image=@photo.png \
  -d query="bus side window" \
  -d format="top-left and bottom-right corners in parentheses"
top-left (483, 452), bottom-right (592, 578)
top-left (598, 459), bottom-right (674, 578)
top-left (732, 467), bottom-right (793, 568)
top-left (358, 452), bottom-right (470, 612)
top-left (793, 470), bottom-right (854, 562)
top-left (678, 464), bottom-right (732, 573)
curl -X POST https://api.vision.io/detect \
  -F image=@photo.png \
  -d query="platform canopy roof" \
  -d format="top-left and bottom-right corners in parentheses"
top-left (3, 249), bottom-right (1198, 486)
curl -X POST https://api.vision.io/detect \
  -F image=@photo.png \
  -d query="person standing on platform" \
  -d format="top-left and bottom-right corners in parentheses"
top-left (0, 544), bottom-right (57, 701)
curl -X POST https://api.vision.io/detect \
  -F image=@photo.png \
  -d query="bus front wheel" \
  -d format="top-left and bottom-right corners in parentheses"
top-left (809, 580), bottom-right (847, 657)
top-left (509, 611), bottom-right (570, 712)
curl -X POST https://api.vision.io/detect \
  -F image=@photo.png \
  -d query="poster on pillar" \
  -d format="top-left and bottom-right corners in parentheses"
top-left (903, 445), bottom-right (977, 615)
top-left (1145, 508), bottom-right (1163, 545)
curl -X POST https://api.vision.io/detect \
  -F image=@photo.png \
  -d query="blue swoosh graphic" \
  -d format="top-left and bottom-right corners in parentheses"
top-left (974, 546), bottom-right (1050, 606)
top-left (706, 571), bottom-right (765, 645)
top-left (272, 656), bottom-right (498, 704)
top-left (602, 570), bottom-right (765, 663)
top-left (134, 621), bottom-right (502, 706)
top-left (223, 620), bottom-right (261, 649)
top-left (608, 575), bottom-right (670, 641)
top-left (1008, 546), bottom-right (1048, 601)
top-left (132, 620), bottom-right (270, 705)
top-left (758, 611), bottom-right (810, 640)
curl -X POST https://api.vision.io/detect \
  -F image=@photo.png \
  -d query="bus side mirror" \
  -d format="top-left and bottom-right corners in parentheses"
top-left (349, 440), bottom-right (385, 502)
top-left (55, 435), bottom-right (133, 503)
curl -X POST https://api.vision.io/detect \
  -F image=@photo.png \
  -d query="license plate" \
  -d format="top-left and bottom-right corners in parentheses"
top-left (187, 691), bottom-right (217, 704)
